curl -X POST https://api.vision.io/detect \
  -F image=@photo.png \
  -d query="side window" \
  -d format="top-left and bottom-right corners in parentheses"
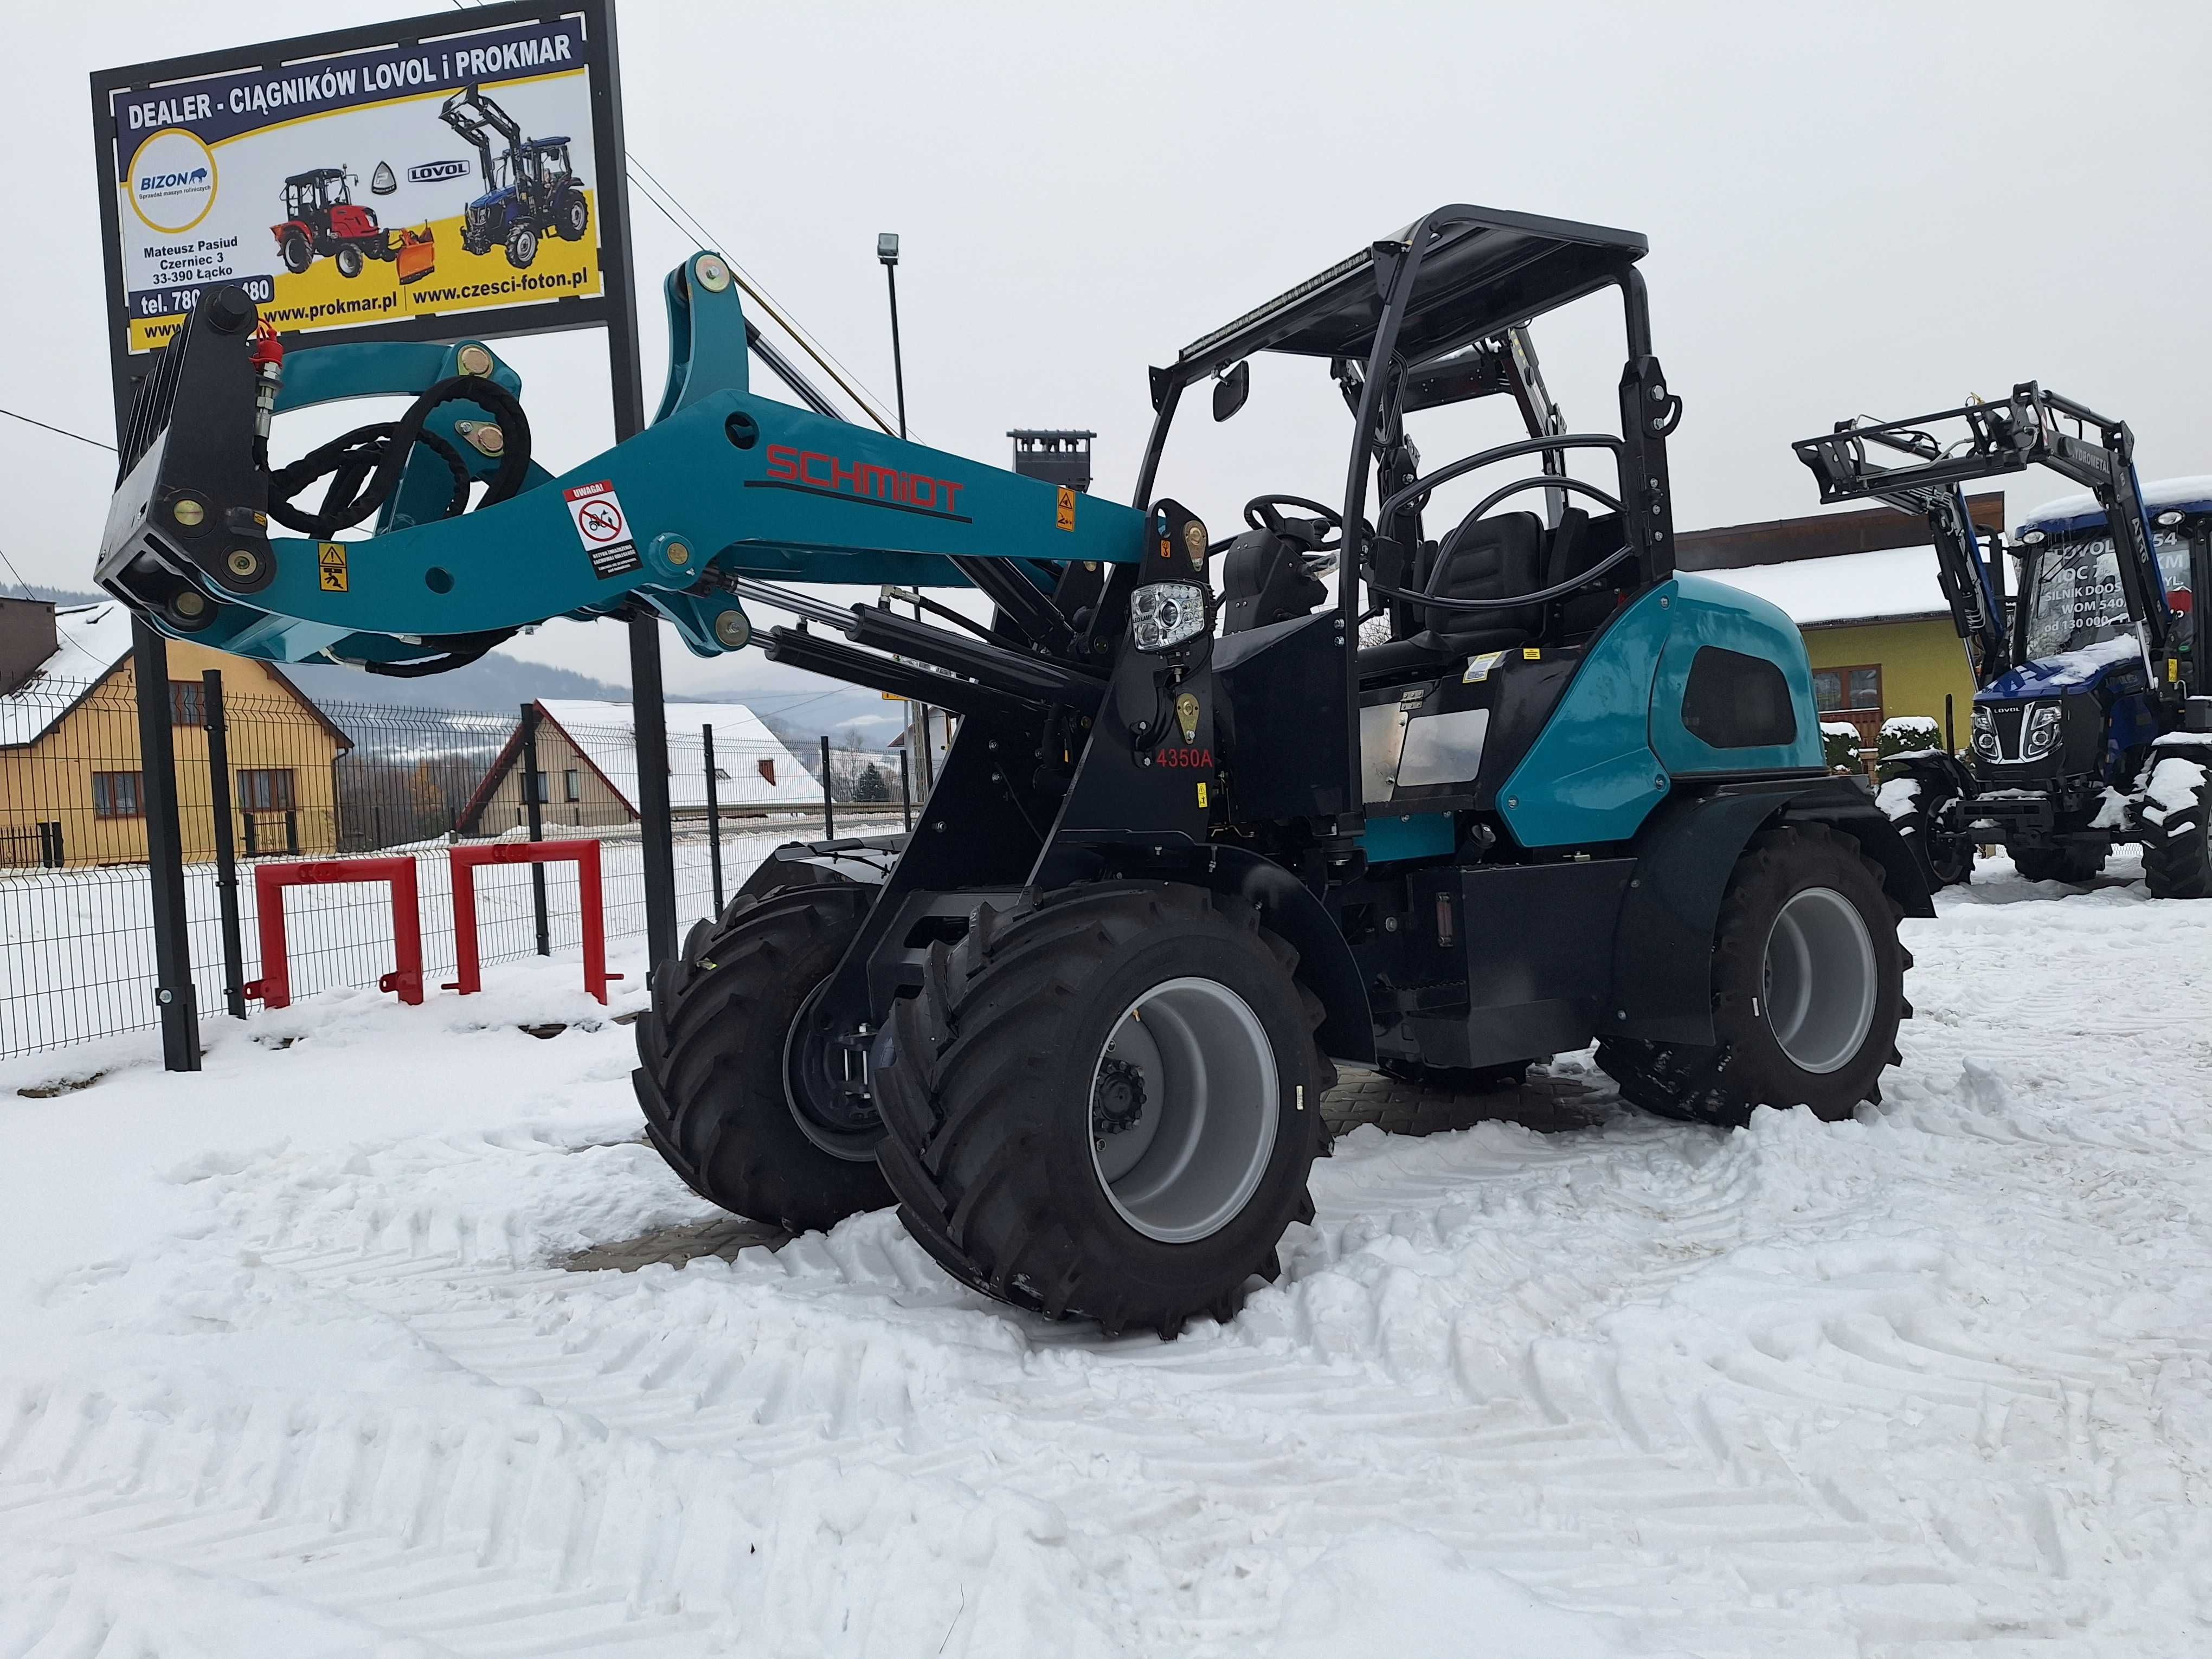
top-left (1682, 647), bottom-right (1798, 749)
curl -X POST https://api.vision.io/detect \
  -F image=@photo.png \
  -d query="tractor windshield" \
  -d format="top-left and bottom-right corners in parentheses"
top-left (2021, 526), bottom-right (2193, 661)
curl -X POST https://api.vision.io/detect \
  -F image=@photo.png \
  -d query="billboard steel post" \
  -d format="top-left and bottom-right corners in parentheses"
top-left (203, 668), bottom-right (247, 1020)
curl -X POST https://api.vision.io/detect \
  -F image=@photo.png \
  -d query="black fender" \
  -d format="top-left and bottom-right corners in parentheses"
top-left (735, 833), bottom-right (909, 902)
top-left (1193, 846), bottom-right (1375, 1066)
top-left (1610, 779), bottom-right (1930, 1046)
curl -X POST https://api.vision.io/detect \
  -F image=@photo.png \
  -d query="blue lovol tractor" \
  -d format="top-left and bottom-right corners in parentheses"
top-left (438, 85), bottom-right (589, 270)
top-left (97, 205), bottom-right (1927, 1336)
top-left (1796, 390), bottom-right (2212, 896)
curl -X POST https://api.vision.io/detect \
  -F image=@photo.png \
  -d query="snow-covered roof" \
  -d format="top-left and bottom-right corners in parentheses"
top-left (0, 603), bottom-right (145, 747)
top-left (1697, 545), bottom-right (1951, 628)
top-left (536, 699), bottom-right (821, 811)
top-left (2020, 474), bottom-right (2212, 535)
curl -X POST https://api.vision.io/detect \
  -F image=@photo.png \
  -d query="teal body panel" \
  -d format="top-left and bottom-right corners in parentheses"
top-left (1361, 811), bottom-right (1456, 863)
top-left (169, 252), bottom-right (1149, 665)
top-left (1497, 576), bottom-right (1822, 847)
top-left (1648, 574), bottom-right (1823, 775)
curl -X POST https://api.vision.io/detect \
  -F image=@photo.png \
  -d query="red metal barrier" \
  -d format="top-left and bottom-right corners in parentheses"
top-left (245, 858), bottom-right (425, 1011)
top-left (445, 840), bottom-right (615, 1004)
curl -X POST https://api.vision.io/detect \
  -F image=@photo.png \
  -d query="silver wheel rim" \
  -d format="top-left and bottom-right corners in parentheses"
top-left (1761, 886), bottom-right (1878, 1074)
top-left (1088, 977), bottom-right (1279, 1244)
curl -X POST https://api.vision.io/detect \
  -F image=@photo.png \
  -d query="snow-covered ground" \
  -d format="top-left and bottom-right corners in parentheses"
top-left (4, 853), bottom-right (2211, 1656)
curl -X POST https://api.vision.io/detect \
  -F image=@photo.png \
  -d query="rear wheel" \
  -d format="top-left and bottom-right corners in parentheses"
top-left (632, 882), bottom-right (891, 1232)
top-left (281, 232), bottom-right (314, 274)
top-left (872, 883), bottom-right (1329, 1338)
top-left (335, 245), bottom-right (365, 280)
top-left (556, 191), bottom-right (590, 241)
top-left (505, 224), bottom-right (538, 269)
top-left (1597, 824), bottom-right (1908, 1128)
top-left (2143, 755), bottom-right (2212, 899)
top-left (2009, 842), bottom-right (2104, 884)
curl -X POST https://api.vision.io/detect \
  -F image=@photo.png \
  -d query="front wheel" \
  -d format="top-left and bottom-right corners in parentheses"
top-left (631, 883), bottom-right (891, 1232)
top-left (1598, 824), bottom-right (1909, 1128)
top-left (2143, 754), bottom-right (2212, 899)
top-left (873, 883), bottom-right (1328, 1338)
top-left (335, 245), bottom-right (365, 280)
top-left (505, 224), bottom-right (538, 269)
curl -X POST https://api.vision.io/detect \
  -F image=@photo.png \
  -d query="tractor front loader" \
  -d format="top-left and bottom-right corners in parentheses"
top-left (439, 84), bottom-right (588, 269)
top-left (100, 207), bottom-right (1927, 1337)
top-left (1796, 389), bottom-right (2212, 895)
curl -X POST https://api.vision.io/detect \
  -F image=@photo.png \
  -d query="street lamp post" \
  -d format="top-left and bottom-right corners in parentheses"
top-left (877, 232), bottom-right (908, 441)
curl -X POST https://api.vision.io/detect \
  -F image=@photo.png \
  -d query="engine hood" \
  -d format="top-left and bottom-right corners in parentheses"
top-left (1977, 635), bottom-right (2145, 704)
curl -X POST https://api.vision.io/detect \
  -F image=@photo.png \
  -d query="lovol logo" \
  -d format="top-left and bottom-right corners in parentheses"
top-left (126, 128), bottom-right (217, 234)
top-left (409, 159), bottom-right (472, 184)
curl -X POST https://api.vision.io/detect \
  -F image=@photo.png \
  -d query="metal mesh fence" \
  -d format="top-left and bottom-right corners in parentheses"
top-left (1, 671), bottom-right (910, 1060)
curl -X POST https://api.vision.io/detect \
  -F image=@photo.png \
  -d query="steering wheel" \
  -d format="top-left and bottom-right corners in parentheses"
top-left (1244, 494), bottom-right (1343, 551)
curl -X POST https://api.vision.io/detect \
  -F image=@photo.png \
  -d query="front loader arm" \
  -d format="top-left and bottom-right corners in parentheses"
top-left (1793, 381), bottom-right (2172, 683)
top-left (98, 253), bottom-right (1147, 672)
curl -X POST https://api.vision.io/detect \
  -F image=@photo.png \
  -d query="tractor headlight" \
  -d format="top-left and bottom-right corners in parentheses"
top-left (1971, 705), bottom-right (1999, 761)
top-left (1129, 582), bottom-right (1208, 652)
top-left (2023, 702), bottom-right (2063, 759)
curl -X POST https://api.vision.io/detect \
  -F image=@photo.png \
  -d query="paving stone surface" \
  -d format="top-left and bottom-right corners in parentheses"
top-left (564, 1064), bottom-right (1612, 1274)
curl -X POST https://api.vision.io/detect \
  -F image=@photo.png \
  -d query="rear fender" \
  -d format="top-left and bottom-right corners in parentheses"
top-left (1193, 846), bottom-right (1375, 1066)
top-left (735, 834), bottom-right (908, 902)
top-left (1611, 779), bottom-right (1929, 1046)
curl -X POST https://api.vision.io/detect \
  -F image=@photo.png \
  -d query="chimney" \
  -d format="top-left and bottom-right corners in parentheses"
top-left (0, 596), bottom-right (58, 696)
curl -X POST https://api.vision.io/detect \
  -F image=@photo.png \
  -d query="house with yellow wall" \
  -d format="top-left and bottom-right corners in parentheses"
top-left (1680, 494), bottom-right (2006, 767)
top-left (0, 597), bottom-right (352, 869)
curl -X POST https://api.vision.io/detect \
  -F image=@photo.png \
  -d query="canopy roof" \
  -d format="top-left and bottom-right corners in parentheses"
top-left (1174, 204), bottom-right (1647, 378)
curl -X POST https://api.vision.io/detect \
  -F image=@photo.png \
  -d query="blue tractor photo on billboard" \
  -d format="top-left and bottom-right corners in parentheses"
top-left (439, 84), bottom-right (589, 270)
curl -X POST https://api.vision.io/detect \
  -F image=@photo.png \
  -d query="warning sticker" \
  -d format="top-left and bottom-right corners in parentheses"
top-left (563, 479), bottom-right (643, 579)
top-left (1056, 485), bottom-right (1076, 532)
top-left (318, 542), bottom-right (348, 592)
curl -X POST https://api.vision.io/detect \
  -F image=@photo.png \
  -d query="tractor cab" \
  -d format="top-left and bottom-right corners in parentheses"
top-left (282, 169), bottom-right (350, 221)
top-left (515, 138), bottom-right (574, 201)
top-left (1971, 483), bottom-right (2212, 783)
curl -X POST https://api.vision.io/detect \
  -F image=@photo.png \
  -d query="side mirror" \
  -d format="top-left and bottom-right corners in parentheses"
top-left (1212, 362), bottom-right (1250, 423)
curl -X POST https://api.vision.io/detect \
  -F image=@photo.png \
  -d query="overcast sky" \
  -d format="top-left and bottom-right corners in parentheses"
top-left (7, 0), bottom-right (2209, 703)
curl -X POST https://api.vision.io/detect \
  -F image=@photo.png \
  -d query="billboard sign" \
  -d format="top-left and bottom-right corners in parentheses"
top-left (92, 0), bottom-right (629, 376)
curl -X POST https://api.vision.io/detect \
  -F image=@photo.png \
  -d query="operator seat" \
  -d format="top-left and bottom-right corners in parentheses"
top-left (1546, 507), bottom-right (1632, 642)
top-left (1356, 508), bottom-right (1548, 683)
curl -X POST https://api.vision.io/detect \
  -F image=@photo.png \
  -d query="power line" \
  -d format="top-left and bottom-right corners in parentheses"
top-left (0, 541), bottom-right (37, 600)
top-left (0, 406), bottom-right (114, 453)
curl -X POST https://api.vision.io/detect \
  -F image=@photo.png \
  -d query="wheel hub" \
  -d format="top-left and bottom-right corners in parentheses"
top-left (1760, 886), bottom-right (1878, 1075)
top-left (1087, 978), bottom-right (1279, 1244)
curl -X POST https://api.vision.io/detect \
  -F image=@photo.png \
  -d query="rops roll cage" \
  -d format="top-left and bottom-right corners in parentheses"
top-left (1130, 202), bottom-right (1682, 824)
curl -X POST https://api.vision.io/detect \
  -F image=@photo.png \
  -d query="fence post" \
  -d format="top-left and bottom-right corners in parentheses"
top-left (131, 620), bottom-right (198, 1071)
top-left (202, 670), bottom-right (246, 1020)
top-left (703, 722), bottom-right (724, 916)
top-left (520, 703), bottom-right (550, 956)
top-left (898, 749), bottom-right (912, 833)
top-left (819, 735), bottom-right (836, 839)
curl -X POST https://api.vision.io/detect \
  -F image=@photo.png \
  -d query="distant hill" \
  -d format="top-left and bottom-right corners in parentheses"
top-left (12, 583), bottom-right (905, 741)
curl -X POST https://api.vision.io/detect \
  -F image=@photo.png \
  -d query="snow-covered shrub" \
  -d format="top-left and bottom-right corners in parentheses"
top-left (1820, 722), bottom-right (1861, 773)
top-left (1879, 715), bottom-right (1941, 760)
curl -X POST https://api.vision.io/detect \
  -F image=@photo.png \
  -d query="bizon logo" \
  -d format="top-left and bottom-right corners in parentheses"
top-left (125, 128), bottom-right (217, 234)
top-left (409, 159), bottom-right (472, 184)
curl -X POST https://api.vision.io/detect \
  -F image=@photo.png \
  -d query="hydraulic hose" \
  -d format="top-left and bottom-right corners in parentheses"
top-left (258, 375), bottom-right (532, 538)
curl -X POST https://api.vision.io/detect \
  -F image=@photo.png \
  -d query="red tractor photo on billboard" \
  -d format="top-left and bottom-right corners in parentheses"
top-left (271, 168), bottom-right (436, 284)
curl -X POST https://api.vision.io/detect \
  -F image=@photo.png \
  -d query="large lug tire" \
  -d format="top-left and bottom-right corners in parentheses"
top-left (1597, 824), bottom-right (1910, 1129)
top-left (631, 883), bottom-right (891, 1232)
top-left (281, 232), bottom-right (314, 274)
top-left (1920, 830), bottom-right (1975, 889)
top-left (505, 224), bottom-right (538, 269)
top-left (872, 882), bottom-right (1332, 1339)
top-left (2143, 755), bottom-right (2212, 899)
top-left (556, 191), bottom-right (590, 241)
top-left (2009, 842), bottom-right (2105, 884)
top-left (1877, 768), bottom-right (1972, 890)
top-left (334, 245), bottom-right (365, 280)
